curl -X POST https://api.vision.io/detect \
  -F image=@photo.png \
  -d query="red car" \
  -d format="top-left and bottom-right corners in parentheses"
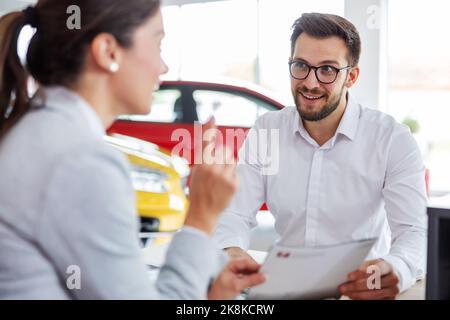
top-left (108, 80), bottom-right (286, 163)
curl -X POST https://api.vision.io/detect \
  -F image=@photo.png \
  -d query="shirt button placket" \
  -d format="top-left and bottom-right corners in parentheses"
top-left (305, 149), bottom-right (324, 247)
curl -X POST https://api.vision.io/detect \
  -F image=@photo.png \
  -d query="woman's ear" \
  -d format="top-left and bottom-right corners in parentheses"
top-left (89, 33), bottom-right (123, 73)
top-left (345, 66), bottom-right (360, 89)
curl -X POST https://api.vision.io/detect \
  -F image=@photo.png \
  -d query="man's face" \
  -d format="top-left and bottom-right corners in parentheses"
top-left (290, 33), bottom-right (357, 121)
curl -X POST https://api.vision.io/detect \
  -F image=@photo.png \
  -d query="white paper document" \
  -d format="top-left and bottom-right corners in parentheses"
top-left (248, 238), bottom-right (377, 300)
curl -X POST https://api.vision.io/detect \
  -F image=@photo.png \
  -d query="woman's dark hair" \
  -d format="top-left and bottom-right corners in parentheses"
top-left (290, 12), bottom-right (361, 66)
top-left (0, 0), bottom-right (161, 139)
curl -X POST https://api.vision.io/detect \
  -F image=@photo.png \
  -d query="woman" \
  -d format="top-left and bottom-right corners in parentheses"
top-left (0, 0), bottom-right (264, 299)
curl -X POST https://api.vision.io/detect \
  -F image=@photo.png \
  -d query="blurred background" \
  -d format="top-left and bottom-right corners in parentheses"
top-left (4, 0), bottom-right (448, 195)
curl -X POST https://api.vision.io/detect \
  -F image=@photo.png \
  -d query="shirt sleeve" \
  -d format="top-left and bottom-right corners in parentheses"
top-left (36, 142), bottom-right (221, 299)
top-left (381, 125), bottom-right (428, 293)
top-left (212, 122), bottom-right (267, 250)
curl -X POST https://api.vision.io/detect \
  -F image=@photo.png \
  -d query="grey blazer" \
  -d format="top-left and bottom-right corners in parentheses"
top-left (0, 87), bottom-right (224, 299)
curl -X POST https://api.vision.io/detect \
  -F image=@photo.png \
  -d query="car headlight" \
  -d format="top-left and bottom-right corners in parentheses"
top-left (170, 156), bottom-right (190, 195)
top-left (172, 156), bottom-right (190, 178)
top-left (130, 165), bottom-right (168, 193)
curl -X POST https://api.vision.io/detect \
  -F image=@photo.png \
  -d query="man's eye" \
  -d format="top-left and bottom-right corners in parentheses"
top-left (319, 66), bottom-right (335, 74)
top-left (294, 62), bottom-right (308, 70)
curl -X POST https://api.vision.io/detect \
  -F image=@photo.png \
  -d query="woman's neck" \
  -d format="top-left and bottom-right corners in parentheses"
top-left (68, 78), bottom-right (119, 130)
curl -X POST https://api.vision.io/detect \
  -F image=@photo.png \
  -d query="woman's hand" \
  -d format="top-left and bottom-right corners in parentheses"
top-left (208, 258), bottom-right (266, 300)
top-left (184, 117), bottom-right (238, 235)
top-left (225, 247), bottom-right (257, 263)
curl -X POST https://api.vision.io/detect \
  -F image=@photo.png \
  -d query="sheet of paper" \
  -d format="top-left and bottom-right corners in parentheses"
top-left (248, 238), bottom-right (377, 300)
top-left (247, 249), bottom-right (268, 264)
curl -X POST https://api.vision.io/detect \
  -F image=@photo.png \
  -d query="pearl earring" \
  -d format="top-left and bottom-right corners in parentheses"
top-left (109, 62), bottom-right (119, 73)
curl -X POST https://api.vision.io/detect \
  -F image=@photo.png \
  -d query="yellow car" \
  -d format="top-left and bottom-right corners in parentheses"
top-left (105, 134), bottom-right (189, 233)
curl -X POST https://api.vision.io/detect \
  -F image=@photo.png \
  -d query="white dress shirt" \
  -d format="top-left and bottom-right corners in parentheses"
top-left (213, 94), bottom-right (427, 293)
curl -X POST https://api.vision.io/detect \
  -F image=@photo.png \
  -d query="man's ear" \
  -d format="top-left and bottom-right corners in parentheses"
top-left (89, 33), bottom-right (123, 73)
top-left (345, 66), bottom-right (360, 89)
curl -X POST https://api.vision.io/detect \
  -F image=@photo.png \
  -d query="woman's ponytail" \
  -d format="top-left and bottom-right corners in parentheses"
top-left (0, 10), bottom-right (31, 140)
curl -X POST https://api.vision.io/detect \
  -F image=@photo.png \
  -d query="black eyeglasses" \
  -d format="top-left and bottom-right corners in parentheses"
top-left (288, 60), bottom-right (352, 84)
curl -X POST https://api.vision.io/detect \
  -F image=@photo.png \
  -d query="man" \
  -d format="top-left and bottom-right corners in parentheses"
top-left (213, 13), bottom-right (427, 300)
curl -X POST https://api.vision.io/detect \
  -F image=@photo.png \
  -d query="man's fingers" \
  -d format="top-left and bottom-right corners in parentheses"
top-left (340, 272), bottom-right (399, 293)
top-left (358, 259), bottom-right (379, 271)
top-left (380, 273), bottom-right (400, 288)
top-left (357, 259), bottom-right (392, 275)
top-left (339, 260), bottom-right (399, 299)
top-left (339, 272), bottom-right (399, 294)
top-left (345, 286), bottom-right (400, 300)
top-left (349, 260), bottom-right (392, 281)
top-left (347, 269), bottom-right (368, 281)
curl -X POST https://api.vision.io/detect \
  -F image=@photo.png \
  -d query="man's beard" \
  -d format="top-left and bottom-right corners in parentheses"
top-left (294, 83), bottom-right (345, 121)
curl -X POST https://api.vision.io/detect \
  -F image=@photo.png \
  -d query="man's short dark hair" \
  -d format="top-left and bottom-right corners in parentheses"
top-left (290, 13), bottom-right (361, 66)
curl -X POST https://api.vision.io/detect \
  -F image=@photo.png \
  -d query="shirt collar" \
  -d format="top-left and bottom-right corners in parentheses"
top-left (334, 93), bottom-right (360, 141)
top-left (292, 92), bottom-right (361, 144)
top-left (292, 110), bottom-right (317, 146)
top-left (35, 86), bottom-right (106, 138)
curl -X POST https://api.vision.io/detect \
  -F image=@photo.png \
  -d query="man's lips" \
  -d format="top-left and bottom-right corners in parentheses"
top-left (298, 91), bottom-right (325, 101)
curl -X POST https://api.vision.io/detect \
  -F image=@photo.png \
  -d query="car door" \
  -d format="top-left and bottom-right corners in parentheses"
top-left (191, 86), bottom-right (280, 159)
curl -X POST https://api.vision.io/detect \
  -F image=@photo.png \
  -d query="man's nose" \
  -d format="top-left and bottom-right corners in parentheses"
top-left (302, 69), bottom-right (321, 90)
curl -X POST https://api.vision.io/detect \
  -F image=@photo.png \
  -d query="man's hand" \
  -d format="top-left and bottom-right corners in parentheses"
top-left (338, 259), bottom-right (400, 300)
top-left (184, 117), bottom-right (238, 235)
top-left (208, 258), bottom-right (266, 300)
top-left (225, 247), bottom-right (257, 264)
